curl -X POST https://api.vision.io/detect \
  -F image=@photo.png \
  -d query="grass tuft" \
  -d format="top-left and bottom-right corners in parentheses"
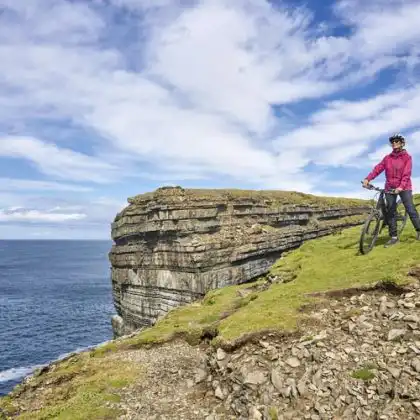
top-left (351, 367), bottom-right (376, 381)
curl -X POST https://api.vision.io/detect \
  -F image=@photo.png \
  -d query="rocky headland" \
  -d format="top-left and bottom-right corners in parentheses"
top-left (109, 187), bottom-right (370, 336)
top-left (4, 188), bottom-right (420, 420)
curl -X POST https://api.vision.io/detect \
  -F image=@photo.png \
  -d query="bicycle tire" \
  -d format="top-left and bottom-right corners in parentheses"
top-left (359, 211), bottom-right (381, 255)
top-left (397, 209), bottom-right (408, 237)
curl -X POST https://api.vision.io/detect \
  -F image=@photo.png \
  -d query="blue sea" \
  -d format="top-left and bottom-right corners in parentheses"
top-left (0, 240), bottom-right (115, 396)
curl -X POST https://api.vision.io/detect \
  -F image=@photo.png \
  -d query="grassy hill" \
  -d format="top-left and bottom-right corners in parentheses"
top-left (2, 196), bottom-right (420, 419)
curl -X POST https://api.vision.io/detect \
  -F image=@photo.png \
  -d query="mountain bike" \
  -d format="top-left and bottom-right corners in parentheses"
top-left (359, 182), bottom-right (408, 255)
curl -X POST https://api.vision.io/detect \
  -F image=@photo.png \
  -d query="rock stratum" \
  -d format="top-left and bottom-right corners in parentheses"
top-left (109, 187), bottom-right (370, 336)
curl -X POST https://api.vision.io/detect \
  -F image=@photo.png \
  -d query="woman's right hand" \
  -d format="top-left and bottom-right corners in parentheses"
top-left (362, 179), bottom-right (370, 188)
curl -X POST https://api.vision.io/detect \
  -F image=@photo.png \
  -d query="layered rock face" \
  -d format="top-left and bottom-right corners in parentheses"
top-left (109, 187), bottom-right (370, 336)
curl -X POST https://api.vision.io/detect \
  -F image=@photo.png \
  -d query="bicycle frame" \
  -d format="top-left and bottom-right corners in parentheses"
top-left (364, 184), bottom-right (397, 223)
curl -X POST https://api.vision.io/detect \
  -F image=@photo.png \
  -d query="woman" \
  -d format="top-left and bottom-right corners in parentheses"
top-left (363, 133), bottom-right (420, 247)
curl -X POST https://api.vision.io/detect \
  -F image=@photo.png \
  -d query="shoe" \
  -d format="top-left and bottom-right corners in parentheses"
top-left (416, 231), bottom-right (420, 241)
top-left (384, 237), bottom-right (399, 247)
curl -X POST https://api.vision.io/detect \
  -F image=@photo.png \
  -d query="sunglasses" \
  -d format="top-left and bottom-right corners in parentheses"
top-left (390, 139), bottom-right (402, 143)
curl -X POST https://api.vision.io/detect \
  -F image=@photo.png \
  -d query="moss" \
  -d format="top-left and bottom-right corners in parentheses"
top-left (268, 406), bottom-right (279, 420)
top-left (351, 368), bottom-right (375, 381)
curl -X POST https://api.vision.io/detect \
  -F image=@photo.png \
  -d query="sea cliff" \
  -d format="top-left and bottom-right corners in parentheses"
top-left (109, 187), bottom-right (370, 336)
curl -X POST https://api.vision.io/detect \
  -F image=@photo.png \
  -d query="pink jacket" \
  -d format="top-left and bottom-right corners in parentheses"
top-left (366, 149), bottom-right (413, 191)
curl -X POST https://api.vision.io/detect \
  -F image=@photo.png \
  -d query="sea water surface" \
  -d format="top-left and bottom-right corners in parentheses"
top-left (0, 240), bottom-right (114, 396)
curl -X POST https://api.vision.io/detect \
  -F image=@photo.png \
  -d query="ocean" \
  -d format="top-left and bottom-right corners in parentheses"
top-left (0, 240), bottom-right (115, 396)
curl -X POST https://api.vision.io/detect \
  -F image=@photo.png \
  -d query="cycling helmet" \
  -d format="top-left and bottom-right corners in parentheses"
top-left (389, 133), bottom-right (405, 143)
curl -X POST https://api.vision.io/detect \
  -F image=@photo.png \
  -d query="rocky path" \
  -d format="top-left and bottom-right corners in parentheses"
top-left (110, 342), bottom-right (234, 420)
top-left (112, 282), bottom-right (420, 420)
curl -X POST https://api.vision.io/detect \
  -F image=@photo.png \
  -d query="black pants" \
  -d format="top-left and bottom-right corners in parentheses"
top-left (385, 190), bottom-right (420, 237)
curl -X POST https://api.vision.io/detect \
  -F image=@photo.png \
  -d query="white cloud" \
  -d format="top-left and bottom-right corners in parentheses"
top-left (311, 188), bottom-right (375, 200)
top-left (2, 0), bottom-right (420, 189)
top-left (0, 178), bottom-right (92, 192)
top-left (335, 0), bottom-right (420, 58)
top-left (0, 136), bottom-right (117, 183)
top-left (274, 85), bottom-right (420, 170)
top-left (366, 145), bottom-right (390, 163)
top-left (2, 0), bottom-right (420, 237)
top-left (0, 208), bottom-right (86, 223)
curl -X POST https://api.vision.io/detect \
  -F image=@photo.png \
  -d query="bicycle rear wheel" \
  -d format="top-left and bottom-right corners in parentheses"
top-left (359, 211), bottom-right (381, 254)
top-left (396, 198), bottom-right (408, 235)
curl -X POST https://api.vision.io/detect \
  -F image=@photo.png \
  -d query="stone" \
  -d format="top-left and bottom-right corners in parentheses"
top-left (194, 368), bottom-right (208, 384)
top-left (271, 369), bottom-right (283, 392)
top-left (403, 314), bottom-right (419, 323)
top-left (387, 329), bottom-right (406, 341)
top-left (287, 378), bottom-right (298, 398)
top-left (243, 370), bottom-right (267, 385)
top-left (286, 357), bottom-right (301, 368)
top-left (216, 348), bottom-right (226, 361)
top-left (249, 406), bottom-right (263, 420)
top-left (379, 296), bottom-right (388, 315)
top-left (387, 367), bottom-right (401, 379)
top-left (412, 359), bottom-right (420, 373)
top-left (214, 386), bottom-right (224, 400)
top-left (259, 340), bottom-right (270, 348)
top-left (297, 379), bottom-right (307, 396)
top-left (313, 330), bottom-right (328, 342)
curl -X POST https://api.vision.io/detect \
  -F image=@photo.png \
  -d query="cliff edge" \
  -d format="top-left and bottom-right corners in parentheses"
top-left (109, 186), bottom-right (370, 336)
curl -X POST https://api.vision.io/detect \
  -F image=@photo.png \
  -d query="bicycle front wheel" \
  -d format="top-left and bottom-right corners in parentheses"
top-left (359, 211), bottom-right (381, 255)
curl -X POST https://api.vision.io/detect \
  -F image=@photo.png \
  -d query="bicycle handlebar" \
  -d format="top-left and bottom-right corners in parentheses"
top-left (360, 181), bottom-right (398, 194)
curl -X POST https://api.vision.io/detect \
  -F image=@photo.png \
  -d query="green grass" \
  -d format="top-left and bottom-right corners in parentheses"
top-left (0, 353), bottom-right (142, 419)
top-left (111, 283), bottom-right (266, 350)
top-left (216, 222), bottom-right (419, 341)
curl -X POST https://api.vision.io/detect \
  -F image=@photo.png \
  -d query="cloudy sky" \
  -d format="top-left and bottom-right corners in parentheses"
top-left (1, 0), bottom-right (420, 239)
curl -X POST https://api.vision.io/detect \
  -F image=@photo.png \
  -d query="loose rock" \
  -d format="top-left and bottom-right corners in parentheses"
top-left (387, 329), bottom-right (406, 341)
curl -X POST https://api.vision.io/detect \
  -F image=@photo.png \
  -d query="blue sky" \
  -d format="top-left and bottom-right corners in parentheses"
top-left (1, 0), bottom-right (420, 239)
